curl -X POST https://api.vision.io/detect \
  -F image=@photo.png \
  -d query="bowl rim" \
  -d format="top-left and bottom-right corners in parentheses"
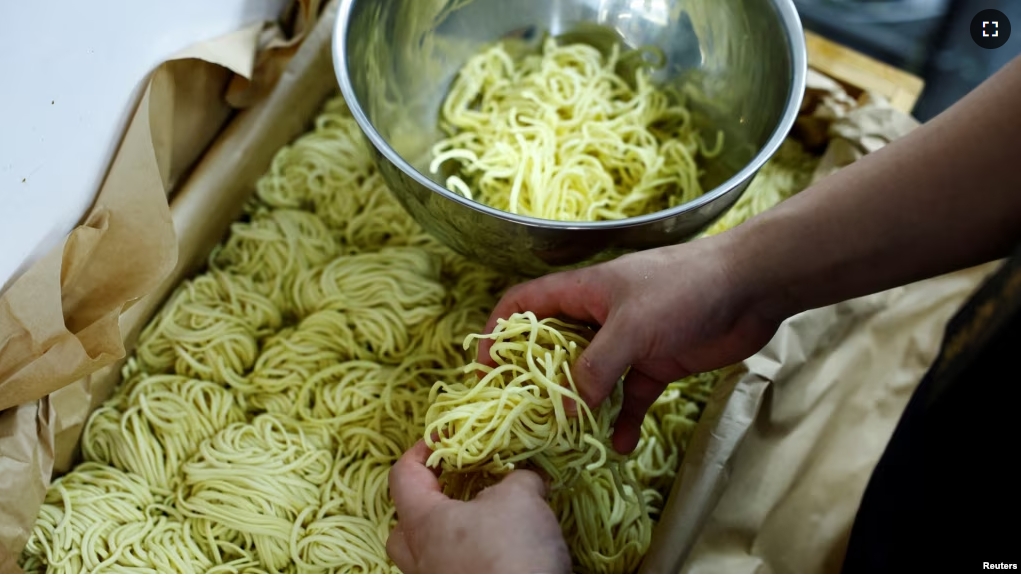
top-left (332, 0), bottom-right (808, 231)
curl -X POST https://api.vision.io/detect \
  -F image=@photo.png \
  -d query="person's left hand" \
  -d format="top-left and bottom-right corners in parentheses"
top-left (387, 440), bottom-right (572, 574)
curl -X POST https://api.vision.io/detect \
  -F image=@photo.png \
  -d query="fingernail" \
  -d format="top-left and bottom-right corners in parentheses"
top-left (612, 430), bottom-right (638, 455)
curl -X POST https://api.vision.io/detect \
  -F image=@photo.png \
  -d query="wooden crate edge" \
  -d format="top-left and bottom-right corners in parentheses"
top-left (805, 30), bottom-right (926, 115)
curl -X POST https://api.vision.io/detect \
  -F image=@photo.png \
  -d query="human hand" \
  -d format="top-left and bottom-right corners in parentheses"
top-left (479, 236), bottom-right (784, 454)
top-left (387, 440), bottom-right (572, 574)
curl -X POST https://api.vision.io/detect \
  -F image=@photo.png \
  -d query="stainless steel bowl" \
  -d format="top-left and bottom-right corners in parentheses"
top-left (334, 0), bottom-right (807, 276)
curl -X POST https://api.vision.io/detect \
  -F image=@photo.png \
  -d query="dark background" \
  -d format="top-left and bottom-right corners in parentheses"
top-left (793, 0), bottom-right (1021, 120)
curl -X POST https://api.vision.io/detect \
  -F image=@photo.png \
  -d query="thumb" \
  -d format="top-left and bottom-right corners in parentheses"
top-left (569, 317), bottom-right (636, 412)
top-left (389, 440), bottom-right (447, 523)
top-left (488, 469), bottom-right (549, 500)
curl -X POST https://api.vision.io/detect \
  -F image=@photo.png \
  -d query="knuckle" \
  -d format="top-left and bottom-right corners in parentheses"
top-left (579, 348), bottom-right (624, 385)
top-left (502, 283), bottom-right (527, 307)
top-left (505, 469), bottom-right (545, 497)
top-left (508, 469), bottom-right (538, 487)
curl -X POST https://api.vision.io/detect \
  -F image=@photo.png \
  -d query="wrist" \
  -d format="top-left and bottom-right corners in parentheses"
top-left (708, 214), bottom-right (805, 327)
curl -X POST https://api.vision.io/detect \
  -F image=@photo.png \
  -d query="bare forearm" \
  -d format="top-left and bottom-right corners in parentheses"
top-left (719, 55), bottom-right (1021, 321)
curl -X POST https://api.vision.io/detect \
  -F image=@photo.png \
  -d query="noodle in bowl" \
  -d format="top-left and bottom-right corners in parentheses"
top-left (334, 0), bottom-right (807, 276)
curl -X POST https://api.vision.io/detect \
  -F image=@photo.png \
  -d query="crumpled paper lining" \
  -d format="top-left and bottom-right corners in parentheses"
top-left (0, 3), bottom-right (332, 568)
top-left (641, 292), bottom-right (891, 573)
top-left (0, 23), bottom-right (265, 414)
top-left (44, 1), bottom-right (339, 480)
top-left (0, 402), bottom-right (53, 574)
top-left (678, 263), bottom-right (998, 573)
top-left (0, 0), bottom-right (328, 415)
top-left (226, 0), bottom-right (326, 108)
top-left (802, 69), bottom-right (923, 183)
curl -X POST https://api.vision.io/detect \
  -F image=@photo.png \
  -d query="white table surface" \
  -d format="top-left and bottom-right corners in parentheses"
top-left (0, 0), bottom-right (288, 293)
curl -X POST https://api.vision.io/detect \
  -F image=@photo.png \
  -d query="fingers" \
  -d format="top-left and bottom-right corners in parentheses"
top-left (477, 270), bottom-right (611, 365)
top-left (570, 316), bottom-right (638, 411)
top-left (389, 440), bottom-right (447, 523)
top-left (611, 369), bottom-right (667, 454)
top-left (519, 464), bottom-right (554, 494)
top-left (482, 469), bottom-right (549, 500)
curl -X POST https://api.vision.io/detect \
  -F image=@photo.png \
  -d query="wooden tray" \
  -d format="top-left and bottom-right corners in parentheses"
top-left (805, 30), bottom-right (925, 114)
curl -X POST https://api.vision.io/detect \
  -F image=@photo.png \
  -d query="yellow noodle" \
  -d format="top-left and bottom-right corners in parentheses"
top-left (82, 376), bottom-right (244, 493)
top-left (253, 98), bottom-right (422, 253)
top-left (209, 209), bottom-right (340, 313)
top-left (290, 502), bottom-right (393, 574)
top-left (551, 467), bottom-right (656, 573)
top-left (255, 98), bottom-right (375, 216)
top-left (701, 138), bottom-right (819, 237)
top-left (136, 271), bottom-right (282, 386)
top-left (20, 464), bottom-right (258, 574)
top-left (290, 247), bottom-right (446, 322)
top-left (432, 37), bottom-right (723, 221)
top-left (238, 307), bottom-right (420, 406)
top-left (23, 86), bottom-right (812, 573)
top-left (627, 382), bottom-right (702, 496)
top-left (327, 454), bottom-right (396, 525)
top-left (424, 311), bottom-right (622, 490)
top-left (176, 415), bottom-right (334, 572)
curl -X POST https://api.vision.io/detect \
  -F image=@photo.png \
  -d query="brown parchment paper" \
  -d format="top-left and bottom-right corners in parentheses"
top-left (46, 4), bottom-right (340, 477)
top-left (640, 294), bottom-right (888, 574)
top-left (0, 0), bottom-right (330, 416)
top-left (0, 5), bottom-right (344, 570)
top-left (678, 262), bottom-right (999, 574)
top-left (226, 0), bottom-right (327, 108)
top-left (0, 23), bottom-right (259, 413)
top-left (0, 17), bottom-right (308, 571)
top-left (0, 6), bottom-right (979, 574)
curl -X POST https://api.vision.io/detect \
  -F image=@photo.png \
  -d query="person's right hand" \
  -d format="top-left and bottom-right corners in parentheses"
top-left (479, 235), bottom-right (786, 454)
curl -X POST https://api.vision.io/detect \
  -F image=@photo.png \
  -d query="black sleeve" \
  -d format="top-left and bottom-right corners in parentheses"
top-left (841, 249), bottom-right (1021, 574)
